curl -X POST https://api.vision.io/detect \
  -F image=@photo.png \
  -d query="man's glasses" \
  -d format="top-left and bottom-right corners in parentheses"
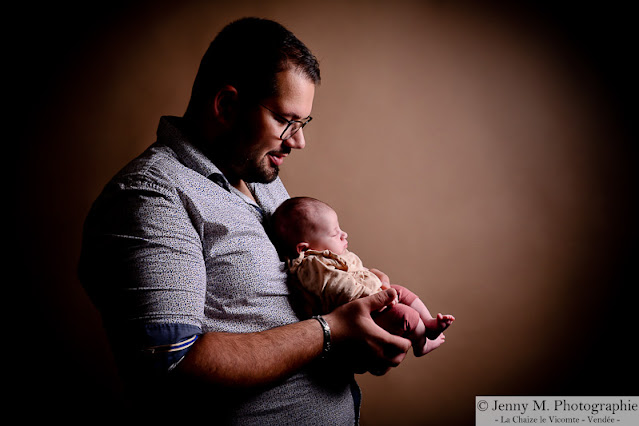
top-left (260, 104), bottom-right (313, 141)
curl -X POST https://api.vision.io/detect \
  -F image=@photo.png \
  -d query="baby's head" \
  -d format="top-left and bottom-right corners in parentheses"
top-left (271, 196), bottom-right (348, 258)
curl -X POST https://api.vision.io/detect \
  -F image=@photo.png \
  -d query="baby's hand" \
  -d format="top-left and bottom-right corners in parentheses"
top-left (368, 268), bottom-right (391, 287)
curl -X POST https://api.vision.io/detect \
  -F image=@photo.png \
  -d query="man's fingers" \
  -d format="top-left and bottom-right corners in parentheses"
top-left (382, 336), bottom-right (411, 362)
top-left (363, 288), bottom-right (398, 312)
top-left (325, 290), bottom-right (412, 375)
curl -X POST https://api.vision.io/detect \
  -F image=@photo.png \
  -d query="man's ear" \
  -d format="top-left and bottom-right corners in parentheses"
top-left (212, 85), bottom-right (239, 125)
top-left (296, 242), bottom-right (310, 254)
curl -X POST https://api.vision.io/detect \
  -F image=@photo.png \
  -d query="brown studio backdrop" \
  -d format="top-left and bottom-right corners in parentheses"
top-left (19, 1), bottom-right (636, 424)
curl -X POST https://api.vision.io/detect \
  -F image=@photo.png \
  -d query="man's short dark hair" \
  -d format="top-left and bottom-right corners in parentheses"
top-left (187, 17), bottom-right (320, 113)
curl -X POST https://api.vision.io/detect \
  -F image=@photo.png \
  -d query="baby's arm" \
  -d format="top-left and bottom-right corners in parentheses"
top-left (368, 268), bottom-right (391, 290)
top-left (297, 255), bottom-right (383, 312)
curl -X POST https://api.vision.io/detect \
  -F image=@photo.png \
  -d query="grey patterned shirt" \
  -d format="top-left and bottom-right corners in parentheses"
top-left (79, 116), bottom-right (358, 424)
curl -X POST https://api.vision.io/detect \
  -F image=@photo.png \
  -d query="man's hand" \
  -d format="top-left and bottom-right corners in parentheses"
top-left (324, 288), bottom-right (411, 375)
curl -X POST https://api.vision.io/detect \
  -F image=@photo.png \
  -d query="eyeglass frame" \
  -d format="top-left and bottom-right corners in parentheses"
top-left (259, 104), bottom-right (313, 141)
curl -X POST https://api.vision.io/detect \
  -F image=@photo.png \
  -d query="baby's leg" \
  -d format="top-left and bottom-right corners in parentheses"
top-left (419, 333), bottom-right (446, 356)
top-left (372, 303), bottom-right (421, 338)
top-left (392, 285), bottom-right (455, 340)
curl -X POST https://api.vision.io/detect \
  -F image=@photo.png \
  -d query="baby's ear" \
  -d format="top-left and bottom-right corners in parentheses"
top-left (296, 242), bottom-right (310, 254)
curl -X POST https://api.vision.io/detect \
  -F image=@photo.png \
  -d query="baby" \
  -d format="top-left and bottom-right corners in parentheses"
top-left (270, 196), bottom-right (455, 356)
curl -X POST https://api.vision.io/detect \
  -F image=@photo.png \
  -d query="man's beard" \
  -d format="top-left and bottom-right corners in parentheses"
top-left (207, 123), bottom-right (288, 184)
top-left (231, 140), bottom-right (291, 184)
top-left (235, 134), bottom-right (291, 184)
top-left (240, 152), bottom-right (279, 184)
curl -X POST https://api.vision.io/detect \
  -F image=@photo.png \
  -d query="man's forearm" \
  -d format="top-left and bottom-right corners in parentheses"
top-left (175, 318), bottom-right (324, 388)
top-left (175, 289), bottom-right (411, 387)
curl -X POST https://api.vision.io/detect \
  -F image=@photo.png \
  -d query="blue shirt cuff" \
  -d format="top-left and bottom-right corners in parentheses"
top-left (140, 323), bottom-right (202, 372)
top-left (109, 323), bottom-right (202, 379)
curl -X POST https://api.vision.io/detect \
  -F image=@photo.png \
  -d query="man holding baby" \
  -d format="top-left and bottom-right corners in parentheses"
top-left (79, 17), bottom-right (413, 424)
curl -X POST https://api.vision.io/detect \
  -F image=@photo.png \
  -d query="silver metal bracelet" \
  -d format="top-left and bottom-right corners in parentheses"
top-left (312, 315), bottom-right (331, 358)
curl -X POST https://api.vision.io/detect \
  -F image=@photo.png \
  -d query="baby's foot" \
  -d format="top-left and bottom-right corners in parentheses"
top-left (414, 333), bottom-right (446, 357)
top-left (423, 313), bottom-right (455, 340)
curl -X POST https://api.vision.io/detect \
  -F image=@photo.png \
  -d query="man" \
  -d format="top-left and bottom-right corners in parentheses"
top-left (79, 17), bottom-right (410, 423)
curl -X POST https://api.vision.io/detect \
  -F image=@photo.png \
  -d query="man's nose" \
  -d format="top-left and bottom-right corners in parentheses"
top-left (284, 129), bottom-right (306, 150)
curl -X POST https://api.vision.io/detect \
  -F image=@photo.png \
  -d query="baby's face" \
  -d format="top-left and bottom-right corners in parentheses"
top-left (306, 208), bottom-right (349, 255)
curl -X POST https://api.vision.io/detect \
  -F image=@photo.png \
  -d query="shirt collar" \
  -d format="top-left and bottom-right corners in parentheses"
top-left (156, 116), bottom-right (231, 190)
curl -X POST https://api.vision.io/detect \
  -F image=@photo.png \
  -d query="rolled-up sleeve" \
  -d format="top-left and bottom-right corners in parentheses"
top-left (79, 167), bottom-right (206, 378)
